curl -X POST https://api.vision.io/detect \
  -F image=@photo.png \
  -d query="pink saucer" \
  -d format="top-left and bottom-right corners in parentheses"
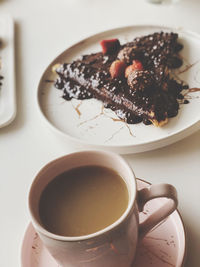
top-left (21, 179), bottom-right (186, 267)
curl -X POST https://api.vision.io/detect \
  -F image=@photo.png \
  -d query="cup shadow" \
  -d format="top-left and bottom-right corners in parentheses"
top-left (182, 216), bottom-right (200, 267)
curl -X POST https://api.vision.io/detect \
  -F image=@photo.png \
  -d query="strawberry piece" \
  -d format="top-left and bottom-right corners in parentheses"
top-left (109, 60), bottom-right (126, 79)
top-left (132, 60), bottom-right (143, 71)
top-left (125, 60), bottom-right (143, 78)
top-left (100, 39), bottom-right (120, 54)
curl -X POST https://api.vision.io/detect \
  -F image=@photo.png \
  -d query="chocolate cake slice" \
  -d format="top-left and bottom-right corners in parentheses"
top-left (54, 32), bottom-right (187, 126)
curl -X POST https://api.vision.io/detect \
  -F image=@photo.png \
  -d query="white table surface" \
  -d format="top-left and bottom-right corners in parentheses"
top-left (0, 0), bottom-right (200, 266)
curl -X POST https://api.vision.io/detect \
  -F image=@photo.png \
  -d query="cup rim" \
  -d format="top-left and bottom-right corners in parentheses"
top-left (29, 150), bottom-right (137, 242)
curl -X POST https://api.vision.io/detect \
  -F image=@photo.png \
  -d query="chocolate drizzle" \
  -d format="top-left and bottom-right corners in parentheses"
top-left (0, 72), bottom-right (3, 89)
top-left (186, 87), bottom-right (200, 93)
top-left (54, 32), bottom-right (189, 126)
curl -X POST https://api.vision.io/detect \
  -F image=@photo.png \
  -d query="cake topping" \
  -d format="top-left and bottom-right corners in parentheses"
top-left (127, 70), bottom-right (155, 94)
top-left (125, 60), bottom-right (143, 78)
top-left (109, 60), bottom-right (126, 78)
top-left (100, 39), bottom-right (120, 55)
top-left (117, 46), bottom-right (141, 64)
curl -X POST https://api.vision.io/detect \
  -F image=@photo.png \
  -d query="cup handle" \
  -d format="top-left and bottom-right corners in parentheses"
top-left (137, 183), bottom-right (178, 238)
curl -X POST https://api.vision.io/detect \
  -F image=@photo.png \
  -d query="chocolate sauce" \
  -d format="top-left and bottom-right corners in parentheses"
top-left (182, 88), bottom-right (200, 103)
top-left (178, 61), bottom-right (199, 74)
top-left (54, 32), bottom-right (189, 126)
top-left (45, 79), bottom-right (54, 83)
top-left (0, 40), bottom-right (4, 89)
top-left (187, 87), bottom-right (200, 93)
top-left (0, 75), bottom-right (3, 89)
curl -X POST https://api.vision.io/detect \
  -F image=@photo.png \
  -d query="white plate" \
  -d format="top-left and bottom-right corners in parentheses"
top-left (0, 15), bottom-right (16, 128)
top-left (37, 25), bottom-right (200, 154)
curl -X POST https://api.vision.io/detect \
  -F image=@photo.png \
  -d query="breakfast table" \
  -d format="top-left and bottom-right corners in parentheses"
top-left (0, 0), bottom-right (200, 266)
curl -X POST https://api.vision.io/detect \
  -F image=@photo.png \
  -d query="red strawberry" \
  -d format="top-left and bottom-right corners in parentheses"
top-left (100, 39), bottom-right (120, 54)
top-left (125, 60), bottom-right (143, 78)
top-left (109, 60), bottom-right (126, 79)
top-left (132, 60), bottom-right (143, 71)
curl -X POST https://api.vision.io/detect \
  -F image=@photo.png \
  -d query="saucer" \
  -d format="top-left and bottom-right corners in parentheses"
top-left (21, 179), bottom-right (186, 267)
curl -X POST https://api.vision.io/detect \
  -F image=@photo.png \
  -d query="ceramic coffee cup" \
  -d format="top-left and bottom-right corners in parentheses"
top-left (29, 151), bottom-right (178, 267)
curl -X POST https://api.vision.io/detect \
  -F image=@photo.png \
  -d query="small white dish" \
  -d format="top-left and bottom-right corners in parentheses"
top-left (0, 15), bottom-right (16, 128)
top-left (37, 25), bottom-right (200, 154)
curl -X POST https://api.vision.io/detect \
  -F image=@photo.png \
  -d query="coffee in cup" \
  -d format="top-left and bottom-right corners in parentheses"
top-left (39, 165), bottom-right (129, 237)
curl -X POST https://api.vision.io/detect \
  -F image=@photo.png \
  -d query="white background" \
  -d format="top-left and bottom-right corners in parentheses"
top-left (0, 0), bottom-right (200, 266)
